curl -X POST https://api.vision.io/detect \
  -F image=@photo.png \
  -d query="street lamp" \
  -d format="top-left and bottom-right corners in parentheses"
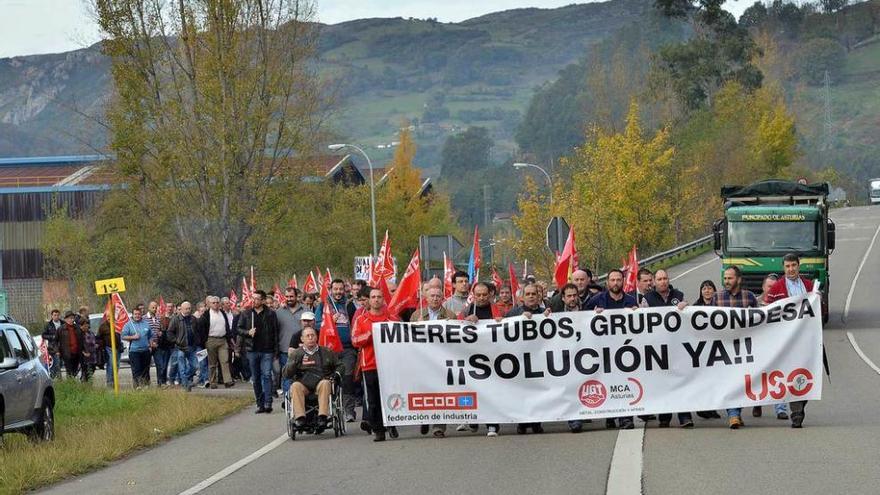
top-left (513, 162), bottom-right (553, 204)
top-left (329, 143), bottom-right (378, 257)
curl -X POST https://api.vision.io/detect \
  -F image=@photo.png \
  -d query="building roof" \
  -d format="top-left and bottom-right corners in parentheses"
top-left (0, 155), bottom-right (112, 188)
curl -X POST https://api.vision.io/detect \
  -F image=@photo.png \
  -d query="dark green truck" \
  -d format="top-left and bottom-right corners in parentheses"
top-left (713, 180), bottom-right (835, 323)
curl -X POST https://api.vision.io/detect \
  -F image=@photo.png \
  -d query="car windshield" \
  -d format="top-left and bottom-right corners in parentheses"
top-left (727, 221), bottom-right (819, 253)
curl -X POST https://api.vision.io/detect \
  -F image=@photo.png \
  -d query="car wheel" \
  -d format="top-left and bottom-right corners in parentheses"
top-left (27, 399), bottom-right (55, 443)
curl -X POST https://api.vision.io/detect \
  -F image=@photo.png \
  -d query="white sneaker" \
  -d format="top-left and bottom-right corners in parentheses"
top-left (456, 424), bottom-right (468, 432)
top-left (486, 426), bottom-right (498, 437)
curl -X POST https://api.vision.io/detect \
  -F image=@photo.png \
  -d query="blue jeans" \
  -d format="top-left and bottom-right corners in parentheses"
top-left (105, 347), bottom-right (122, 386)
top-left (278, 353), bottom-right (291, 394)
top-left (178, 349), bottom-right (198, 387)
top-left (727, 404), bottom-right (788, 418)
top-left (247, 351), bottom-right (274, 408)
top-left (195, 345), bottom-right (209, 384)
top-left (153, 348), bottom-right (171, 385)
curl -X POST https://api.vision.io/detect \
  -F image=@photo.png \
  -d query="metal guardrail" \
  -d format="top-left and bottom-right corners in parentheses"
top-left (596, 234), bottom-right (713, 283)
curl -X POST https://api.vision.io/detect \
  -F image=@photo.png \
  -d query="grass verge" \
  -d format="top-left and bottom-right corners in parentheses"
top-left (0, 379), bottom-right (250, 495)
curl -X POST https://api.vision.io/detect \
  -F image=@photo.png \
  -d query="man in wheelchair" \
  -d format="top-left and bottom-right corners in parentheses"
top-left (281, 327), bottom-right (343, 433)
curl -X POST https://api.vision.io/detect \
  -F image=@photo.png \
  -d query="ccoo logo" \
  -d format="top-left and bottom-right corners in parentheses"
top-left (578, 380), bottom-right (607, 408)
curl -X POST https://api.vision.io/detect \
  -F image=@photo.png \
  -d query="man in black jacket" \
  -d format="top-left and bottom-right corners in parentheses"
top-left (166, 301), bottom-right (200, 392)
top-left (644, 269), bottom-right (693, 428)
top-left (237, 290), bottom-right (280, 413)
top-left (505, 284), bottom-right (550, 435)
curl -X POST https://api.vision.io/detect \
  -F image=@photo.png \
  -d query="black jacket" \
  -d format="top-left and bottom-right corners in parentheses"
top-left (236, 307), bottom-right (280, 354)
top-left (644, 286), bottom-right (685, 307)
top-left (198, 309), bottom-right (232, 341)
top-left (505, 304), bottom-right (545, 317)
top-left (166, 314), bottom-right (199, 352)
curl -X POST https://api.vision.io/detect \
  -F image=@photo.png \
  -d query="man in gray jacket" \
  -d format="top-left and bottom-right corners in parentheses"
top-left (275, 287), bottom-right (305, 394)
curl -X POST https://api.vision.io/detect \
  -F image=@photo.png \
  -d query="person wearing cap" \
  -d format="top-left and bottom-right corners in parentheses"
top-left (276, 287), bottom-right (306, 395)
top-left (58, 311), bottom-right (84, 379)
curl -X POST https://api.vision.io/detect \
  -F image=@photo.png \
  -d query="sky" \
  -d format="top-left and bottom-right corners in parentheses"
top-left (0, 0), bottom-right (752, 59)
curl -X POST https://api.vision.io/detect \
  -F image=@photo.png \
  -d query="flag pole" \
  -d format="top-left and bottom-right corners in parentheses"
top-left (108, 296), bottom-right (120, 396)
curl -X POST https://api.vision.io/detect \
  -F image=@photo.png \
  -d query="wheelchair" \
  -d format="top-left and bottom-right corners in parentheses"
top-left (284, 372), bottom-right (346, 440)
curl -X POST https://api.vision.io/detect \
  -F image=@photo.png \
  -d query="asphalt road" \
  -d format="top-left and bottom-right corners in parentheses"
top-left (40, 206), bottom-right (880, 495)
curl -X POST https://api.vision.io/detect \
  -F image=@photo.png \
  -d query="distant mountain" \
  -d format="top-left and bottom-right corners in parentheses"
top-left (0, 0), bottom-right (659, 165)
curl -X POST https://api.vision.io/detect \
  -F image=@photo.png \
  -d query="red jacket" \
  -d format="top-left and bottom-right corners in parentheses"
top-left (764, 276), bottom-right (814, 304)
top-left (352, 308), bottom-right (397, 371)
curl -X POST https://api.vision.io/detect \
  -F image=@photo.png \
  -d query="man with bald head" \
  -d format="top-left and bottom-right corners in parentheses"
top-left (644, 269), bottom-right (692, 428)
top-left (550, 269), bottom-right (593, 312)
top-left (166, 301), bottom-right (200, 392)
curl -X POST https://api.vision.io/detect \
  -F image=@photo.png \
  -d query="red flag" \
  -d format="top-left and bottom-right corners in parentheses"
top-left (241, 277), bottom-right (253, 309)
top-left (250, 266), bottom-right (257, 292)
top-left (508, 263), bottom-right (520, 303)
top-left (158, 295), bottom-right (167, 316)
top-left (273, 283), bottom-right (285, 307)
top-left (316, 267), bottom-right (325, 289)
top-left (370, 230), bottom-right (395, 286)
top-left (378, 275), bottom-right (393, 306)
top-left (623, 246), bottom-right (639, 293)
top-left (318, 299), bottom-right (343, 353)
top-left (288, 275), bottom-right (298, 289)
top-left (472, 225), bottom-right (481, 275)
top-left (491, 267), bottom-right (504, 290)
top-left (229, 289), bottom-right (239, 309)
top-left (554, 228), bottom-right (577, 289)
top-left (443, 251), bottom-right (455, 299)
top-left (111, 292), bottom-right (130, 333)
top-left (388, 249), bottom-right (421, 316)
top-left (319, 273), bottom-right (330, 302)
top-left (303, 272), bottom-right (317, 294)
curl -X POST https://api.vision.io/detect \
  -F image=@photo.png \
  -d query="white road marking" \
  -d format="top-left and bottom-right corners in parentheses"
top-left (671, 256), bottom-right (719, 282)
top-left (605, 425), bottom-right (645, 495)
top-left (843, 221), bottom-right (880, 321)
top-left (178, 433), bottom-right (288, 495)
top-left (846, 332), bottom-right (880, 375)
top-left (603, 256), bottom-right (717, 495)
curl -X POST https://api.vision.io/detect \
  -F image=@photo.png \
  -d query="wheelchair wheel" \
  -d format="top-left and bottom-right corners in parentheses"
top-left (284, 393), bottom-right (295, 441)
top-left (333, 415), bottom-right (340, 438)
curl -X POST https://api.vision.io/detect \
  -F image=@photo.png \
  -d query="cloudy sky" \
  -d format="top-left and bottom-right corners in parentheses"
top-left (0, 0), bottom-right (751, 58)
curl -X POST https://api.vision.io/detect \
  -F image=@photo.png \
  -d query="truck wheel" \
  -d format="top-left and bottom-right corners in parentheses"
top-left (27, 399), bottom-right (55, 443)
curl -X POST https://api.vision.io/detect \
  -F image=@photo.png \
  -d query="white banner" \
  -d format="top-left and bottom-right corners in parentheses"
top-left (373, 293), bottom-right (824, 426)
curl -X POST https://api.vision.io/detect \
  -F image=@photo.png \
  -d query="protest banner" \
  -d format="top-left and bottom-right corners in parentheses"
top-left (372, 293), bottom-right (823, 426)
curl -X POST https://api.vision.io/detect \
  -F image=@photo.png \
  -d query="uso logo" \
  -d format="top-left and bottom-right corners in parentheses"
top-left (744, 368), bottom-right (814, 401)
top-left (578, 380), bottom-right (607, 408)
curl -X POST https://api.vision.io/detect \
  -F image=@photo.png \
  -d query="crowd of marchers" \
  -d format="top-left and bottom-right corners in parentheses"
top-left (38, 252), bottom-right (816, 442)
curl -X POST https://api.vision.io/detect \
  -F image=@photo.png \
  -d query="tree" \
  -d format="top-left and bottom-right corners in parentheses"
top-left (440, 127), bottom-right (492, 178)
top-left (94, 0), bottom-right (325, 294)
top-left (653, 0), bottom-right (764, 110)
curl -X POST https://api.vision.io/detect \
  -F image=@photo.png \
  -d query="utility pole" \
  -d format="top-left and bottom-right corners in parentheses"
top-left (822, 70), bottom-right (834, 152)
top-left (483, 184), bottom-right (491, 228)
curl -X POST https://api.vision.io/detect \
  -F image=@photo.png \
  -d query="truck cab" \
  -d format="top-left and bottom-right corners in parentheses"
top-left (713, 180), bottom-right (834, 323)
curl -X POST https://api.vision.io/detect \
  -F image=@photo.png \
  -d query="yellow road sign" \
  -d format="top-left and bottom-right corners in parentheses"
top-left (95, 277), bottom-right (126, 295)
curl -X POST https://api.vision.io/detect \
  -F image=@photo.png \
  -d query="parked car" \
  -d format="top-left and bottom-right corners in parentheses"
top-left (0, 315), bottom-right (55, 443)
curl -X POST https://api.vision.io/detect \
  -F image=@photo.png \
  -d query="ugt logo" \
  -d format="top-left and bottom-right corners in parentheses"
top-left (578, 380), bottom-right (607, 408)
top-left (744, 368), bottom-right (813, 401)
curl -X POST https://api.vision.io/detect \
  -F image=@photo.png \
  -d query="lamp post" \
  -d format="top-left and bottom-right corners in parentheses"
top-left (513, 162), bottom-right (553, 205)
top-left (329, 143), bottom-right (378, 257)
